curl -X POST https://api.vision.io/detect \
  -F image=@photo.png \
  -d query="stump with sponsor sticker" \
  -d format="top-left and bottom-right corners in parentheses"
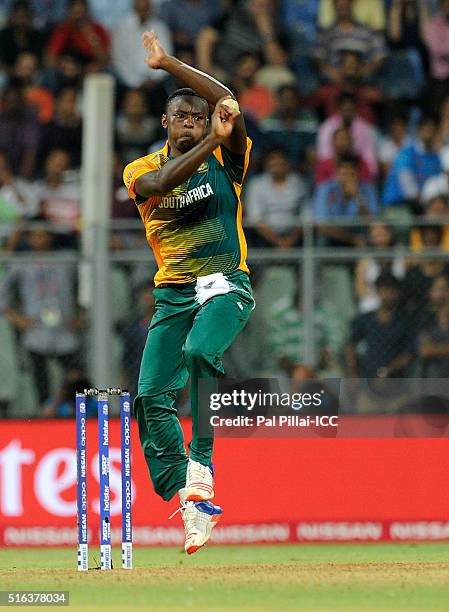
top-left (75, 388), bottom-right (133, 571)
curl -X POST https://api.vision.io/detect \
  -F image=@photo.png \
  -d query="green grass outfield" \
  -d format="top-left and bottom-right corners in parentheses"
top-left (1, 543), bottom-right (449, 611)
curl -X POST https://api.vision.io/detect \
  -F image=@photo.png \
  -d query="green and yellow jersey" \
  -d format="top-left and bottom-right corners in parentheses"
top-left (123, 139), bottom-right (252, 286)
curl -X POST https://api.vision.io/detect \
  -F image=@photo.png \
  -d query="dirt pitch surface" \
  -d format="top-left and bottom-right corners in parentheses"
top-left (1, 544), bottom-right (449, 610)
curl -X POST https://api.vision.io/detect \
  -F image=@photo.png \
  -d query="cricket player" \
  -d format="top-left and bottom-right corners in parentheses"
top-left (124, 31), bottom-right (254, 554)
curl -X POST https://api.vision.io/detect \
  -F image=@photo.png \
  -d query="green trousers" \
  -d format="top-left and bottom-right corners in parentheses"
top-left (134, 270), bottom-right (254, 501)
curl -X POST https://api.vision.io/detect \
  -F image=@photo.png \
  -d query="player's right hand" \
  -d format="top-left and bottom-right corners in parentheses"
top-left (209, 98), bottom-right (240, 143)
top-left (142, 31), bottom-right (167, 70)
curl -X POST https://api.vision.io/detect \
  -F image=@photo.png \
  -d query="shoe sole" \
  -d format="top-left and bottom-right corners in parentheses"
top-left (185, 514), bottom-right (221, 555)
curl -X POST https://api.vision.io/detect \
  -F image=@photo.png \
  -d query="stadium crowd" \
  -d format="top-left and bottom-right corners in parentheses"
top-left (1, 0), bottom-right (449, 416)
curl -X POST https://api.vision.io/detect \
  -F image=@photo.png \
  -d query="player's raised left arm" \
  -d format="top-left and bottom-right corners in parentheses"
top-left (142, 30), bottom-right (247, 155)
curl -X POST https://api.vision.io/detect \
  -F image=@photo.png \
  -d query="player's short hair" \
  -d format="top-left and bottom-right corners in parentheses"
top-left (165, 88), bottom-right (208, 113)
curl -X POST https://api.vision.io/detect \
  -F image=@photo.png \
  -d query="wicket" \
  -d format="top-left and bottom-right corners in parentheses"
top-left (76, 388), bottom-right (133, 571)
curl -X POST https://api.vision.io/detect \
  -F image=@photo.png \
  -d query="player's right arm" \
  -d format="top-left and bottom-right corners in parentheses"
top-left (132, 102), bottom-right (240, 199)
top-left (134, 136), bottom-right (219, 198)
top-left (142, 31), bottom-right (247, 156)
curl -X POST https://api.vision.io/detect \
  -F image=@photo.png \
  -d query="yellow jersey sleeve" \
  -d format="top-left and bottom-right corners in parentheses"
top-left (212, 137), bottom-right (252, 186)
top-left (123, 156), bottom-right (159, 201)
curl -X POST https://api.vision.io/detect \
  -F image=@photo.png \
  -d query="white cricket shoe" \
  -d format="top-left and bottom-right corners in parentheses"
top-left (181, 501), bottom-right (223, 555)
top-left (185, 459), bottom-right (214, 501)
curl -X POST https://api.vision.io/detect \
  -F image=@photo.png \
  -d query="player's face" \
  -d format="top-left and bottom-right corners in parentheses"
top-left (163, 97), bottom-right (209, 154)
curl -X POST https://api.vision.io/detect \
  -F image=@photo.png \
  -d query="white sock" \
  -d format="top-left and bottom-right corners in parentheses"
top-left (178, 488), bottom-right (186, 505)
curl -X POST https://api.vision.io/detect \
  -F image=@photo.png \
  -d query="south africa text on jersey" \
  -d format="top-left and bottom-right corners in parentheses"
top-left (160, 183), bottom-right (214, 209)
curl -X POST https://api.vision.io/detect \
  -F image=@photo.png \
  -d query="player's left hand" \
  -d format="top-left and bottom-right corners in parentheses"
top-left (142, 30), bottom-right (168, 70)
top-left (209, 97), bottom-right (241, 142)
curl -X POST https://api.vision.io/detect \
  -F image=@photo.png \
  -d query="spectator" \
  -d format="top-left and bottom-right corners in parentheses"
top-left (315, 125), bottom-right (373, 184)
top-left (313, 154), bottom-right (379, 246)
top-left (410, 197), bottom-right (449, 250)
top-left (112, 0), bottom-right (172, 113)
top-left (42, 53), bottom-right (84, 93)
top-left (0, 84), bottom-right (41, 178)
top-left (413, 221), bottom-right (447, 251)
top-left (281, 0), bottom-right (320, 95)
top-left (424, 0), bottom-right (449, 114)
top-left (46, 0), bottom-right (110, 72)
top-left (111, 153), bottom-right (142, 251)
top-left (318, 0), bottom-right (386, 30)
top-left (383, 116), bottom-right (442, 211)
top-left (418, 275), bottom-right (449, 377)
top-left (39, 87), bottom-right (82, 168)
top-left (34, 149), bottom-right (81, 248)
top-left (317, 93), bottom-right (378, 177)
top-left (232, 53), bottom-right (275, 121)
top-left (0, 152), bottom-right (40, 250)
top-left (260, 84), bottom-right (318, 169)
top-left (159, 0), bottom-right (223, 49)
top-left (116, 89), bottom-right (159, 164)
top-left (355, 223), bottom-right (406, 313)
top-left (0, 226), bottom-right (82, 412)
top-left (196, 0), bottom-right (285, 79)
top-left (12, 52), bottom-right (55, 123)
top-left (0, 1), bottom-right (44, 69)
top-left (281, 0), bottom-right (319, 49)
top-left (0, 0), bottom-right (69, 31)
top-left (246, 147), bottom-right (308, 248)
top-left (347, 272), bottom-right (413, 379)
top-left (312, 51), bottom-right (383, 124)
top-left (378, 113), bottom-right (411, 178)
top-left (87, 0), bottom-right (133, 32)
top-left (434, 94), bottom-right (449, 150)
top-left (253, 44), bottom-right (297, 94)
top-left (119, 283), bottom-right (154, 399)
top-left (112, 154), bottom-right (135, 218)
top-left (269, 290), bottom-right (343, 372)
top-left (312, 0), bottom-right (387, 86)
top-left (426, 193), bottom-right (449, 215)
top-left (422, 145), bottom-right (449, 203)
top-left (43, 367), bottom-right (93, 417)
top-left (386, 0), bottom-right (429, 98)
top-left (390, 0), bottom-right (431, 44)
top-left (401, 257), bottom-right (449, 330)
